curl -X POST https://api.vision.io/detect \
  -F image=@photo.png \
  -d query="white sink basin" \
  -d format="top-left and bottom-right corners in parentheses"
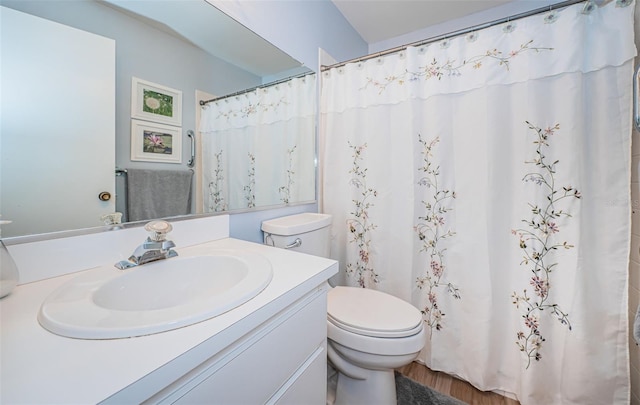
top-left (38, 250), bottom-right (273, 339)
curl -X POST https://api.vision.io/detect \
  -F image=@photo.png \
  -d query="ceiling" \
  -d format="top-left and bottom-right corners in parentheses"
top-left (332, 0), bottom-right (515, 44)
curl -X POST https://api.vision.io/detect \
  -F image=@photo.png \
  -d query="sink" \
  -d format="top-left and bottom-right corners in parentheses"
top-left (38, 250), bottom-right (273, 339)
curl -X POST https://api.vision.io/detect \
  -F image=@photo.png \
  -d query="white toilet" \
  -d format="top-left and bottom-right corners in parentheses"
top-left (262, 213), bottom-right (426, 405)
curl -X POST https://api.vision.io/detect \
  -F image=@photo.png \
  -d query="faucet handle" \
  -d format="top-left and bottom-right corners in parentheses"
top-left (144, 220), bottom-right (173, 242)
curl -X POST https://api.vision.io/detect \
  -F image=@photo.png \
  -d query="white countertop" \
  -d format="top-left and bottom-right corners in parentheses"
top-left (0, 237), bottom-right (337, 404)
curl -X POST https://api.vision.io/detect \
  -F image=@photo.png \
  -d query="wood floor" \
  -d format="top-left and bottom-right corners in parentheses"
top-left (397, 362), bottom-right (521, 405)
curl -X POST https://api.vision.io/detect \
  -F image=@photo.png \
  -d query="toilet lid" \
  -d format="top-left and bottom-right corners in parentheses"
top-left (327, 286), bottom-right (423, 338)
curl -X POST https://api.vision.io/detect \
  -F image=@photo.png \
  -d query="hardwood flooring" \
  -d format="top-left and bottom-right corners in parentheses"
top-left (397, 362), bottom-right (521, 405)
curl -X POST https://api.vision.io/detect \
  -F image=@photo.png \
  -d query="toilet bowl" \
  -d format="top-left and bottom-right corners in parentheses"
top-left (261, 213), bottom-right (426, 405)
top-left (326, 286), bottom-right (426, 405)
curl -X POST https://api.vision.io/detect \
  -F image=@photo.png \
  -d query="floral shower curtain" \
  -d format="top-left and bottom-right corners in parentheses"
top-left (200, 74), bottom-right (316, 211)
top-left (320, 2), bottom-right (635, 403)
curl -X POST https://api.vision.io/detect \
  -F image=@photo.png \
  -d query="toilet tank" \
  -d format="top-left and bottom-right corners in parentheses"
top-left (261, 213), bottom-right (332, 258)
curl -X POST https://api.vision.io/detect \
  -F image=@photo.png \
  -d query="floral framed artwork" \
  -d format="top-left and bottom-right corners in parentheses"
top-left (131, 77), bottom-right (182, 127)
top-left (130, 119), bottom-right (182, 164)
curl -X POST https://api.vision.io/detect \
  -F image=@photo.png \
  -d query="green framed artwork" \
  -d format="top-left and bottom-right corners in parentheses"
top-left (131, 77), bottom-right (182, 127)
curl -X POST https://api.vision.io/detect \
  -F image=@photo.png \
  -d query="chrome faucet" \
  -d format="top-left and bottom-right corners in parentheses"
top-left (115, 220), bottom-right (178, 270)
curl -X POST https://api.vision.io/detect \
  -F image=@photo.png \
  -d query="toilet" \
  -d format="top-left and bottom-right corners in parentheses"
top-left (262, 213), bottom-right (426, 405)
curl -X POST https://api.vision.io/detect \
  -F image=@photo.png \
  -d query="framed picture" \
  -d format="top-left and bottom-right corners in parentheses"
top-left (131, 77), bottom-right (182, 126)
top-left (130, 119), bottom-right (182, 164)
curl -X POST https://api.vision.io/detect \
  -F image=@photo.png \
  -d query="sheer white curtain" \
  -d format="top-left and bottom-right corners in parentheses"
top-left (320, 2), bottom-right (635, 403)
top-left (200, 74), bottom-right (316, 211)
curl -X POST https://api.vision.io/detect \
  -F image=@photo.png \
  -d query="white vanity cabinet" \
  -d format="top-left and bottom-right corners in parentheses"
top-left (145, 287), bottom-right (328, 404)
top-left (1, 227), bottom-right (338, 405)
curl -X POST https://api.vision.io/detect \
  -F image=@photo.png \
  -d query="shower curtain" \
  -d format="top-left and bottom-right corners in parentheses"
top-left (320, 1), bottom-right (635, 403)
top-left (200, 74), bottom-right (316, 211)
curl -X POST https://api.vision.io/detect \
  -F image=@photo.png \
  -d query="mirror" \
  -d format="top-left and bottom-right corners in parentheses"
top-left (199, 72), bottom-right (317, 212)
top-left (0, 0), bottom-right (315, 239)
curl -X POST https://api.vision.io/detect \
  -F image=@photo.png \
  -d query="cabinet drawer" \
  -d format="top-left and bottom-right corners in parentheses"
top-left (173, 291), bottom-right (327, 404)
top-left (270, 346), bottom-right (327, 405)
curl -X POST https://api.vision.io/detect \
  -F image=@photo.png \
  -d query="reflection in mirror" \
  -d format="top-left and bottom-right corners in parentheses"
top-left (1, 5), bottom-right (116, 238)
top-left (200, 73), bottom-right (317, 212)
top-left (0, 0), bottom-right (315, 239)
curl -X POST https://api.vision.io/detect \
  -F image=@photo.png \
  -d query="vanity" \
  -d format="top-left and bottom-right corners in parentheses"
top-left (0, 215), bottom-right (337, 404)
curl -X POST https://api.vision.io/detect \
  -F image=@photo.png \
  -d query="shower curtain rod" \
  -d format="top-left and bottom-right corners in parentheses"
top-left (321, 0), bottom-right (585, 71)
top-left (199, 70), bottom-right (316, 106)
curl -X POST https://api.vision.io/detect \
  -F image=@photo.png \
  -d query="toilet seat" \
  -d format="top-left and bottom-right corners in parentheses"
top-left (328, 315), bottom-right (423, 338)
top-left (327, 286), bottom-right (423, 338)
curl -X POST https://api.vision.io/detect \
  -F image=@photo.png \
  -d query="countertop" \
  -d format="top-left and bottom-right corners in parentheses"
top-left (0, 237), bottom-right (337, 404)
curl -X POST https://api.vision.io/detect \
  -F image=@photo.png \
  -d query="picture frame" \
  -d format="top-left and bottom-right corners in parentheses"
top-left (130, 119), bottom-right (182, 164)
top-left (131, 77), bottom-right (182, 126)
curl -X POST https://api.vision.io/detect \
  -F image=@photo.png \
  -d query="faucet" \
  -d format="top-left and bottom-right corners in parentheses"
top-left (115, 220), bottom-right (178, 270)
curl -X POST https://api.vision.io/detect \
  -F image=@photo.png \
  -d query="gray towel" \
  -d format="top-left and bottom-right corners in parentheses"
top-left (127, 169), bottom-right (193, 222)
